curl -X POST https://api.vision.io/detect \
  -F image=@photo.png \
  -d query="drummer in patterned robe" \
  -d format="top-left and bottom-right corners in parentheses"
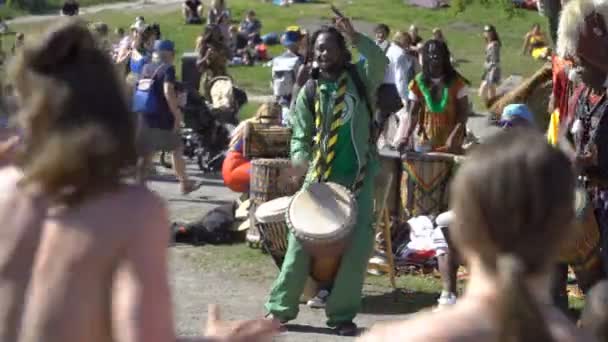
top-left (554, 0), bottom-right (608, 297)
top-left (396, 39), bottom-right (470, 154)
top-left (394, 39), bottom-right (470, 309)
top-left (264, 17), bottom-right (388, 336)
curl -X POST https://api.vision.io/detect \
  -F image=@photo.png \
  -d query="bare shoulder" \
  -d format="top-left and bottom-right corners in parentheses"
top-left (360, 307), bottom-right (486, 342)
top-left (545, 308), bottom-right (597, 342)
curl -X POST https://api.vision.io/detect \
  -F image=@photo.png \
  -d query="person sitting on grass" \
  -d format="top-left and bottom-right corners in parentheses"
top-left (60, 0), bottom-right (79, 16)
top-left (0, 19), bottom-right (280, 342)
top-left (359, 129), bottom-right (593, 342)
top-left (523, 23), bottom-right (552, 60)
top-left (239, 10), bottom-right (263, 45)
top-left (222, 102), bottom-right (282, 193)
top-left (183, 0), bottom-right (204, 24)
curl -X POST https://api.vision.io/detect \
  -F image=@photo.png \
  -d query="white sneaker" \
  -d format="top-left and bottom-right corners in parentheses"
top-left (433, 292), bottom-right (457, 312)
top-left (306, 289), bottom-right (330, 309)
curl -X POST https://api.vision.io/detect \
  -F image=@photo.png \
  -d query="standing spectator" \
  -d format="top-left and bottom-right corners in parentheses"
top-left (271, 27), bottom-right (303, 124)
top-left (239, 10), bottom-right (262, 45)
top-left (60, 0), bottom-right (79, 16)
top-left (195, 24), bottom-right (229, 100)
top-left (374, 23), bottom-right (391, 53)
top-left (208, 0), bottom-right (231, 45)
top-left (183, 0), bottom-right (203, 24)
top-left (479, 25), bottom-right (501, 104)
top-left (408, 24), bottom-right (424, 56)
top-left (125, 25), bottom-right (155, 97)
top-left (135, 40), bottom-right (196, 194)
top-left (384, 31), bottom-right (417, 109)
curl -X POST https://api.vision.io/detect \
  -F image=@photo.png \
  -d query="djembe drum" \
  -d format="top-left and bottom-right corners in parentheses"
top-left (559, 187), bottom-right (604, 292)
top-left (243, 122), bottom-right (291, 159)
top-left (287, 182), bottom-right (357, 283)
top-left (400, 152), bottom-right (457, 219)
top-left (255, 196), bottom-right (291, 267)
top-left (249, 158), bottom-right (300, 204)
top-left (247, 159), bottom-right (299, 248)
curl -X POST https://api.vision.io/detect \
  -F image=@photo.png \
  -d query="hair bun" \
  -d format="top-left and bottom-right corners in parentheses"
top-left (28, 19), bottom-right (97, 73)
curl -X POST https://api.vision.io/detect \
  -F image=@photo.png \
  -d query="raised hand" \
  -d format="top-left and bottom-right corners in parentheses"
top-left (334, 16), bottom-right (357, 42)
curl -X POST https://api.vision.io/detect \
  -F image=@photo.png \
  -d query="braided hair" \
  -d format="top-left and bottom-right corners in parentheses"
top-left (310, 25), bottom-right (352, 78)
top-left (420, 39), bottom-right (470, 86)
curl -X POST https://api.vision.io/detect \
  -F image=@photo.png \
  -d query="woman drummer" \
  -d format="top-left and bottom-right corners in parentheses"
top-left (396, 39), bottom-right (470, 154)
top-left (359, 129), bottom-right (592, 342)
top-left (222, 102), bottom-right (281, 193)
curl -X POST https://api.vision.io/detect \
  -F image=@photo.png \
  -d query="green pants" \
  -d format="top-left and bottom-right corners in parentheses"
top-left (265, 176), bottom-right (375, 326)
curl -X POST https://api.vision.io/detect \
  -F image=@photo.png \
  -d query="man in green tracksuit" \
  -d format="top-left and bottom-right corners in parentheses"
top-left (264, 17), bottom-right (388, 336)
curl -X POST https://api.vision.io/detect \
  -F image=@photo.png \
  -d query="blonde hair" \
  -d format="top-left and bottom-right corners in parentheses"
top-left (9, 19), bottom-right (136, 205)
top-left (392, 30), bottom-right (410, 47)
top-left (557, 0), bottom-right (608, 57)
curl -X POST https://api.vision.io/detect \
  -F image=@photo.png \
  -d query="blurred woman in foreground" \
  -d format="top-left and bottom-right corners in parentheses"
top-left (359, 129), bottom-right (593, 342)
top-left (0, 19), bottom-right (277, 342)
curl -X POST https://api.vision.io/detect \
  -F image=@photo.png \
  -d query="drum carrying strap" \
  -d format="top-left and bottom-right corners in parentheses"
top-left (308, 69), bottom-right (375, 196)
top-left (311, 73), bottom-right (348, 183)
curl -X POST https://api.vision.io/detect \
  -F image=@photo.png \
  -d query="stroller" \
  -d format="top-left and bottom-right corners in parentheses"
top-left (160, 77), bottom-right (247, 173)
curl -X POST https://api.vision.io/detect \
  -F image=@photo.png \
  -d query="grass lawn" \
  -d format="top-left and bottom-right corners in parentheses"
top-left (6, 0), bottom-right (549, 115)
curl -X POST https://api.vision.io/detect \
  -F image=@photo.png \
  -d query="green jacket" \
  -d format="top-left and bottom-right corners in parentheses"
top-left (290, 33), bottom-right (388, 187)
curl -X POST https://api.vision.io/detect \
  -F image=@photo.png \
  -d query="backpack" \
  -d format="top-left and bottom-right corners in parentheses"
top-left (172, 203), bottom-right (236, 245)
top-left (132, 64), bottom-right (165, 113)
top-left (271, 54), bottom-right (300, 98)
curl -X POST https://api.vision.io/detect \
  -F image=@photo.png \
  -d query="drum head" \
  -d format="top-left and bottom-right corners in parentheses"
top-left (255, 196), bottom-right (291, 223)
top-left (288, 182), bottom-right (356, 241)
top-left (574, 187), bottom-right (588, 218)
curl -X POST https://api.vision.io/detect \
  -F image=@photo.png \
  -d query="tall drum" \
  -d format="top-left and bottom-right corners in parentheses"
top-left (249, 158), bottom-right (301, 204)
top-left (401, 152), bottom-right (456, 219)
top-left (559, 187), bottom-right (604, 292)
top-left (287, 182), bottom-right (357, 283)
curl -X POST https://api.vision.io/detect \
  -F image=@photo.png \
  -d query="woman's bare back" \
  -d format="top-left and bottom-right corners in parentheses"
top-left (0, 167), bottom-right (48, 342)
top-left (359, 297), bottom-right (595, 342)
top-left (19, 179), bottom-right (171, 342)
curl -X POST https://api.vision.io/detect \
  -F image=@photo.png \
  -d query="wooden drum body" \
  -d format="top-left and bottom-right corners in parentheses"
top-left (287, 182), bottom-right (357, 283)
top-left (401, 152), bottom-right (455, 219)
top-left (250, 158), bottom-right (300, 204)
top-left (255, 197), bottom-right (291, 263)
top-left (243, 122), bottom-right (291, 159)
top-left (560, 188), bottom-right (604, 292)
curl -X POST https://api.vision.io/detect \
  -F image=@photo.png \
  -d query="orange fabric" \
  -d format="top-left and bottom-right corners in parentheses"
top-left (552, 55), bottom-right (573, 125)
top-left (222, 151), bottom-right (251, 193)
top-left (409, 77), bottom-right (466, 149)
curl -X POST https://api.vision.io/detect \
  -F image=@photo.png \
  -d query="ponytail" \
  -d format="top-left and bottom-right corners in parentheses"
top-left (496, 255), bottom-right (554, 342)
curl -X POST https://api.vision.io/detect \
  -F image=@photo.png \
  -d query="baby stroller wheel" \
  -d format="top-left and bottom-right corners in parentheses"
top-left (160, 151), bottom-right (173, 169)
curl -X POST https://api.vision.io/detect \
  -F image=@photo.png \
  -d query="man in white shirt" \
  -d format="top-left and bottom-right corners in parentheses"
top-left (385, 31), bottom-right (417, 108)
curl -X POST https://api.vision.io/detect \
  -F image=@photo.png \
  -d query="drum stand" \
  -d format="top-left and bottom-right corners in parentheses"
top-left (373, 173), bottom-right (397, 291)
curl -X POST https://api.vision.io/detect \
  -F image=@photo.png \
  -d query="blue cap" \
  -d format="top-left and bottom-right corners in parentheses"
top-left (500, 104), bottom-right (535, 126)
top-left (154, 39), bottom-right (175, 52)
top-left (282, 29), bottom-right (302, 47)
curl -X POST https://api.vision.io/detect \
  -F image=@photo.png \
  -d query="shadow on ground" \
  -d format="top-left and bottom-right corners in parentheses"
top-left (360, 290), bottom-right (437, 315)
